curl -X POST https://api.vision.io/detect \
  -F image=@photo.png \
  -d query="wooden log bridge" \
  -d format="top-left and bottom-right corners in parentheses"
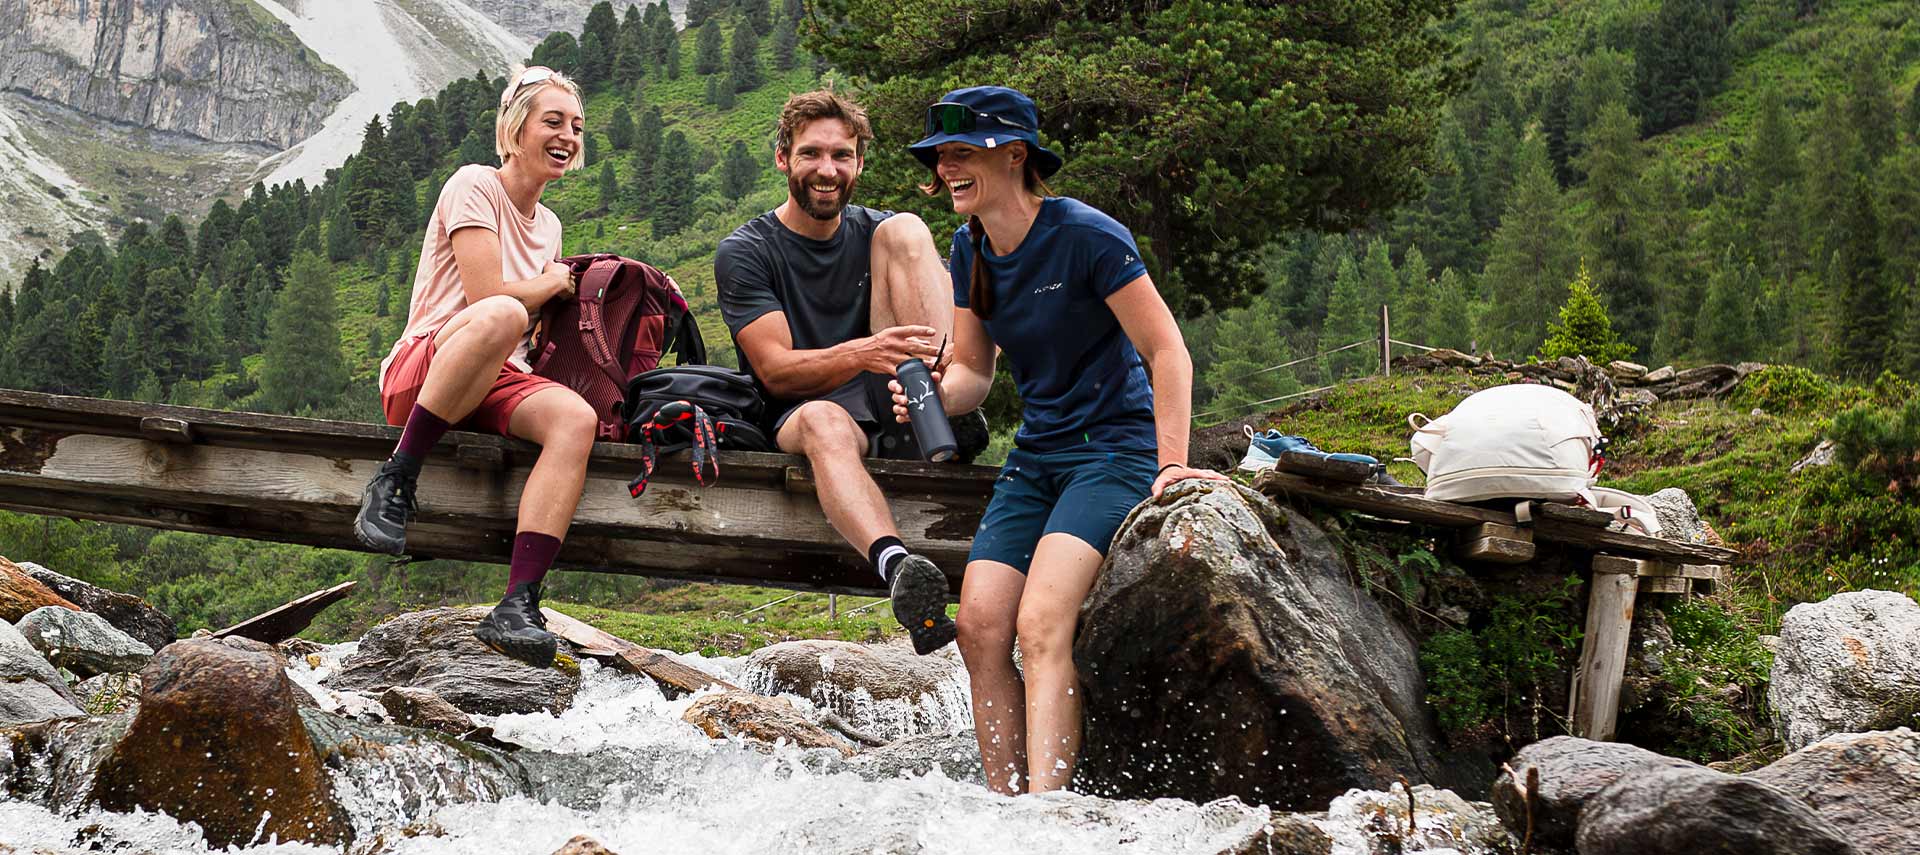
top-left (0, 389), bottom-right (995, 597)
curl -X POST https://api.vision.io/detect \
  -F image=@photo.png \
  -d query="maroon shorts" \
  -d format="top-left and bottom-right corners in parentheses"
top-left (380, 330), bottom-right (564, 436)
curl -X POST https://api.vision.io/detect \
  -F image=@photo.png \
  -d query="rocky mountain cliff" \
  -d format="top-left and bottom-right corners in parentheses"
top-left (1, 0), bottom-right (351, 148)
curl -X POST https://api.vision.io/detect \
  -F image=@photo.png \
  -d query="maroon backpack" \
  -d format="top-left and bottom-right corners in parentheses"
top-left (531, 253), bottom-right (697, 441)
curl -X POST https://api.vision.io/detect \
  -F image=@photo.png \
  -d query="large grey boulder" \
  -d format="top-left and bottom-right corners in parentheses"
top-left (326, 607), bottom-right (581, 716)
top-left (1576, 765), bottom-right (1856, 855)
top-left (737, 640), bottom-right (968, 741)
top-left (1490, 736), bottom-right (1699, 849)
top-left (18, 561), bottom-right (176, 652)
top-left (1746, 727), bottom-right (1920, 853)
top-left (1073, 481), bottom-right (1465, 809)
top-left (0, 618), bottom-right (83, 725)
top-left (16, 605), bottom-right (154, 678)
top-left (72, 672), bottom-right (142, 716)
top-left (1769, 590), bottom-right (1920, 749)
top-left (1645, 488), bottom-right (1716, 545)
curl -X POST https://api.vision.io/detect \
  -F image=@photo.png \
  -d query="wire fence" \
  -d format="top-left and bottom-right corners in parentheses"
top-left (1194, 305), bottom-right (1434, 423)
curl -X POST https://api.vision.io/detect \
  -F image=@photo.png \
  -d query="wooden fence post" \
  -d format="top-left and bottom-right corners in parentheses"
top-left (1380, 304), bottom-right (1391, 376)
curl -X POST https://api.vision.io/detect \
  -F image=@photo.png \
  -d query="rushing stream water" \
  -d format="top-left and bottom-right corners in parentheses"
top-left (0, 643), bottom-right (1503, 854)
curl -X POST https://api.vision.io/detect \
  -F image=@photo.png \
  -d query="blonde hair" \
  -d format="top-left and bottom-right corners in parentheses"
top-left (494, 65), bottom-right (586, 171)
top-left (775, 89), bottom-right (874, 158)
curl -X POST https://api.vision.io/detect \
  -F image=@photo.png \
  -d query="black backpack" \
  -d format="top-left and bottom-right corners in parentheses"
top-left (621, 317), bottom-right (773, 497)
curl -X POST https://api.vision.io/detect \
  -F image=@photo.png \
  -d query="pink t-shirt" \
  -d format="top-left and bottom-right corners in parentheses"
top-left (380, 164), bottom-right (562, 387)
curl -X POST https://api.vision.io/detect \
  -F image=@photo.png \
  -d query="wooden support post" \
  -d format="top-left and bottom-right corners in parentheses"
top-left (1457, 522), bottom-right (1536, 564)
top-left (1573, 560), bottom-right (1639, 741)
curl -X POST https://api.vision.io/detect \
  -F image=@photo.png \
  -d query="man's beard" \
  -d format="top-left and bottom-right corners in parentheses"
top-left (788, 171), bottom-right (856, 221)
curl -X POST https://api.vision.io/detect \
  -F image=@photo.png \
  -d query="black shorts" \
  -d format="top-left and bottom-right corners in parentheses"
top-left (771, 372), bottom-right (921, 460)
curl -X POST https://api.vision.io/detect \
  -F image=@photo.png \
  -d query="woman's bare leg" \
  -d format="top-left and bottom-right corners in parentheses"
top-left (1016, 533), bottom-right (1105, 793)
top-left (958, 560), bottom-right (1029, 794)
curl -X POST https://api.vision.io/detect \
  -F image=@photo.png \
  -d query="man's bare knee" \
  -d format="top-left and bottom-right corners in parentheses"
top-left (875, 212), bottom-right (935, 259)
top-left (785, 402), bottom-right (866, 459)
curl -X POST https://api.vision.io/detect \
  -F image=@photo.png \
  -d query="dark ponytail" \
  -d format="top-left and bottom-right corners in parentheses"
top-left (968, 215), bottom-right (994, 320)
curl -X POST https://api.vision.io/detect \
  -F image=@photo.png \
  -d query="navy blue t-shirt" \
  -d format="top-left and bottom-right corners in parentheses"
top-left (951, 197), bottom-right (1155, 453)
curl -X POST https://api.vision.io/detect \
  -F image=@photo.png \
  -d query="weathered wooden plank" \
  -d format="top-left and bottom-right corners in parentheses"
top-left (540, 608), bottom-right (738, 696)
top-left (1275, 451), bottom-right (1376, 484)
top-left (1638, 576), bottom-right (1692, 594)
top-left (1457, 523), bottom-right (1535, 564)
top-left (1527, 501), bottom-right (1614, 528)
top-left (0, 424), bottom-right (977, 595)
top-left (212, 581), bottom-right (358, 643)
top-left (1253, 470), bottom-right (1739, 564)
top-left (1591, 555), bottom-right (1725, 581)
top-left (1572, 570), bottom-right (1637, 741)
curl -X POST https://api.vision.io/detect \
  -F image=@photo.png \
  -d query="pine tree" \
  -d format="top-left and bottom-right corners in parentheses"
top-left (647, 2), bottom-right (676, 67)
top-left (1632, 0), bottom-right (1730, 136)
top-left (259, 251), bottom-right (348, 415)
top-left (102, 315), bottom-right (141, 399)
top-left (532, 31), bottom-right (580, 73)
top-left (742, 0), bottom-right (772, 35)
top-left (1480, 136), bottom-right (1576, 358)
top-left (160, 215), bottom-right (193, 266)
top-left (1396, 245), bottom-right (1431, 347)
top-left (1743, 85), bottom-right (1800, 221)
top-left (1539, 262), bottom-right (1635, 364)
top-left (245, 267), bottom-right (275, 346)
top-left (609, 105), bottom-right (635, 150)
top-left (1876, 144), bottom-right (1920, 290)
top-left (598, 160), bottom-right (618, 213)
top-left (1836, 175), bottom-right (1892, 376)
top-left (1201, 296), bottom-right (1301, 420)
top-left (1577, 100), bottom-right (1656, 356)
top-left (584, 131), bottom-right (599, 167)
top-left (1320, 255), bottom-right (1377, 379)
top-left (1803, 93), bottom-right (1862, 271)
top-left (728, 20), bottom-right (762, 91)
top-left (696, 18), bottom-right (724, 75)
top-left (1695, 248), bottom-right (1757, 363)
top-left (1900, 275), bottom-right (1920, 380)
top-left (613, 4), bottom-right (648, 84)
top-left (651, 131), bottom-right (698, 238)
top-left (720, 139), bottom-right (759, 199)
top-left (1428, 268), bottom-right (1474, 352)
top-left (1542, 75), bottom-right (1574, 188)
top-left (665, 18), bottom-right (683, 79)
top-left (579, 2), bottom-right (619, 84)
top-left (374, 279), bottom-right (391, 318)
top-left (459, 126), bottom-right (495, 166)
top-left (1905, 78), bottom-right (1920, 145)
top-left (686, 0), bottom-right (721, 27)
top-left (137, 265), bottom-right (195, 389)
top-left (714, 75), bottom-right (737, 109)
top-left (772, 12), bottom-right (799, 70)
top-left (324, 202), bottom-right (358, 262)
top-left (1845, 42), bottom-right (1897, 165)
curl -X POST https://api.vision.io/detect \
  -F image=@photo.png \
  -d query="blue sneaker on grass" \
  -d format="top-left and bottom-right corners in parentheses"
top-left (1238, 426), bottom-right (1380, 472)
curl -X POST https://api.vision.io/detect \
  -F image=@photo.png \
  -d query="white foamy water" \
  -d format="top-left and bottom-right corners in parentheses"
top-left (0, 645), bottom-right (1507, 854)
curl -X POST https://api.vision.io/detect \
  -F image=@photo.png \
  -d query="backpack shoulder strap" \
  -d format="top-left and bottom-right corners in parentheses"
top-left (576, 257), bottom-right (630, 389)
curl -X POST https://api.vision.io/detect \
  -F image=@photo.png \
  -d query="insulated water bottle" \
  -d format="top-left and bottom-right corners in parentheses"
top-left (894, 357), bottom-right (956, 463)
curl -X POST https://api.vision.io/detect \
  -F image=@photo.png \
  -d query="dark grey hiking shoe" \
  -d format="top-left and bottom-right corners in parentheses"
top-left (353, 458), bottom-right (418, 555)
top-left (890, 555), bottom-right (956, 655)
top-left (474, 582), bottom-right (558, 668)
top-left (952, 410), bottom-right (990, 464)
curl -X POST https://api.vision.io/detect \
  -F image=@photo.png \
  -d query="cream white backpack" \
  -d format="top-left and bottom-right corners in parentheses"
top-left (1408, 384), bottom-right (1659, 535)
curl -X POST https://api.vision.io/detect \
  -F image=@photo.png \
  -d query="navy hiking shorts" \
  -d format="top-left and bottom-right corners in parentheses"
top-left (968, 447), bottom-right (1157, 573)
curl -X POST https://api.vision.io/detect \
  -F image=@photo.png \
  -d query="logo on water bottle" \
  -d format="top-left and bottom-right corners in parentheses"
top-left (909, 380), bottom-right (936, 411)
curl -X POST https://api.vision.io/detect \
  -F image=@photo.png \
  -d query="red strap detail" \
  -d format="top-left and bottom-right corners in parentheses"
top-left (577, 259), bottom-right (628, 391)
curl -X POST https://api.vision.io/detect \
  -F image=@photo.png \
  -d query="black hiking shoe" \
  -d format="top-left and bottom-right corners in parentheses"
top-left (890, 555), bottom-right (956, 655)
top-left (353, 458), bottom-right (418, 555)
top-left (474, 582), bottom-right (558, 668)
top-left (952, 410), bottom-right (990, 465)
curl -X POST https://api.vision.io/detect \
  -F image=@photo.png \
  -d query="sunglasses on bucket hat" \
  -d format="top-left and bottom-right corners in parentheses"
top-left (924, 102), bottom-right (1034, 137)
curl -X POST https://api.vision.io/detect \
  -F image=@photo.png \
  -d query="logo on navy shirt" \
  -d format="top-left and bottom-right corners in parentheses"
top-left (1032, 282), bottom-right (1063, 294)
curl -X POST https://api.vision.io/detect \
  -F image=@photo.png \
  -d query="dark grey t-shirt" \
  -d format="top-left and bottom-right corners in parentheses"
top-left (715, 205), bottom-right (894, 409)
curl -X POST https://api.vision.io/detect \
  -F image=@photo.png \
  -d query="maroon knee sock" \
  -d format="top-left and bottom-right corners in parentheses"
top-left (507, 531), bottom-right (562, 590)
top-left (394, 404), bottom-right (451, 466)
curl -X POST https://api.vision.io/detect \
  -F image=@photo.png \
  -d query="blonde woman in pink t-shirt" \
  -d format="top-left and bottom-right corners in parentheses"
top-left (356, 66), bottom-right (591, 667)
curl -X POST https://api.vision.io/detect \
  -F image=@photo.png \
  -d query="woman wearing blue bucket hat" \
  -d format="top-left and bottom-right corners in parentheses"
top-left (891, 85), bottom-right (1228, 795)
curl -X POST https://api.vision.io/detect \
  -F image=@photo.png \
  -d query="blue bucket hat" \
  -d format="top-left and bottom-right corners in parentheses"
top-left (908, 86), bottom-right (1063, 178)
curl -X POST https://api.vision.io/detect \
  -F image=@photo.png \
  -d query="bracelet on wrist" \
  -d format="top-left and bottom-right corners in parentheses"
top-left (1157, 462), bottom-right (1183, 474)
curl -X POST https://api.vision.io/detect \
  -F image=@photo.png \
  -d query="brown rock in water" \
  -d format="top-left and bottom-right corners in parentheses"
top-left (1073, 481), bottom-right (1471, 809)
top-left (739, 640), bottom-right (964, 738)
top-left (1746, 728), bottom-right (1920, 854)
top-left (0, 557), bottom-right (79, 623)
top-left (682, 690), bottom-right (855, 756)
top-left (552, 835), bottom-right (619, 855)
top-left (18, 560), bottom-right (176, 651)
top-left (90, 639), bottom-right (351, 848)
top-left (380, 686), bottom-right (475, 736)
top-left (325, 607), bottom-right (579, 716)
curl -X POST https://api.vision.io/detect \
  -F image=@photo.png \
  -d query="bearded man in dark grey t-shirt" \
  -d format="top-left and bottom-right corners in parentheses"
top-left (715, 90), bottom-right (958, 655)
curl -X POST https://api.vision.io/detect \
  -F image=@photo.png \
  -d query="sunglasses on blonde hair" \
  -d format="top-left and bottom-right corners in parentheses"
top-left (501, 67), bottom-right (557, 108)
